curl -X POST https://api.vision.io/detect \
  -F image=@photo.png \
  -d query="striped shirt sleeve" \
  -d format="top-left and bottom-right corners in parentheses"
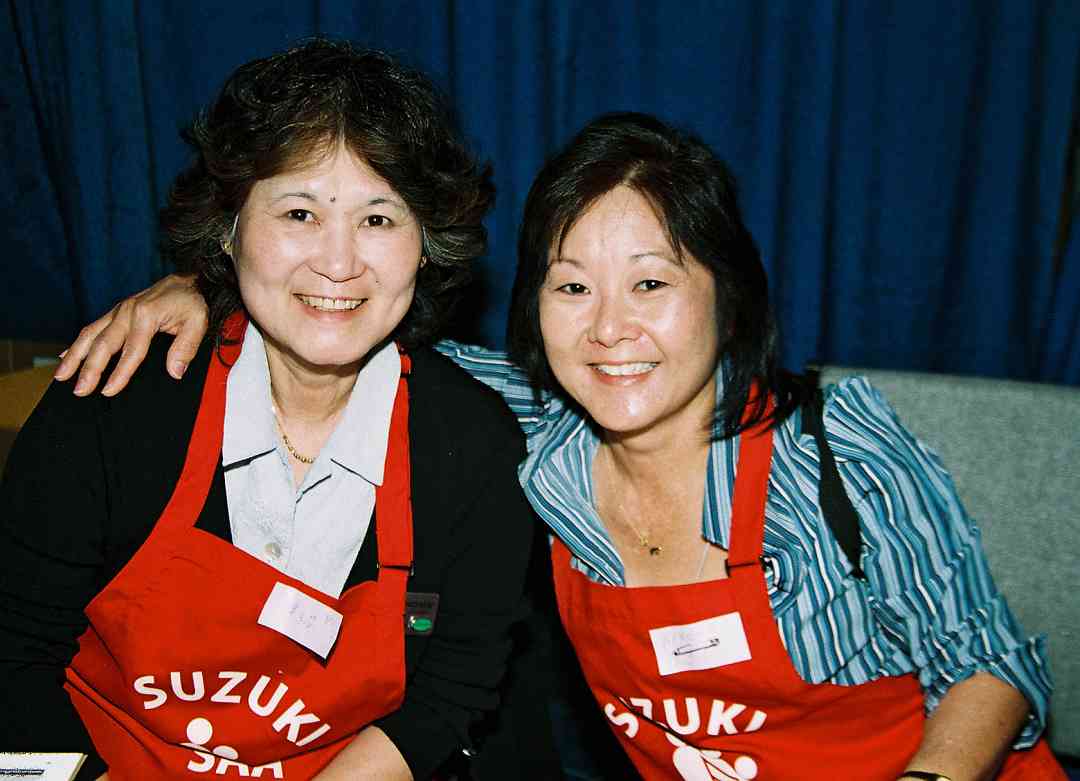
top-left (828, 377), bottom-right (1052, 747)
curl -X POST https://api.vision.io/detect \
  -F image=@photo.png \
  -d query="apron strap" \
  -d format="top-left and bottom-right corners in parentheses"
top-left (551, 536), bottom-right (573, 570)
top-left (726, 390), bottom-right (776, 569)
top-left (375, 351), bottom-right (414, 583)
top-left (156, 311), bottom-right (246, 535)
top-left (801, 388), bottom-right (865, 579)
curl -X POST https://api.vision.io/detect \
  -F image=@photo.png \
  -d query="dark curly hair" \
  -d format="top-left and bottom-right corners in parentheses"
top-left (507, 112), bottom-right (810, 439)
top-left (160, 38), bottom-right (494, 349)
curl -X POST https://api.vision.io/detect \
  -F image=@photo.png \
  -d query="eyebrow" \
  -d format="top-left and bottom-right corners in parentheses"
top-left (365, 196), bottom-right (407, 210)
top-left (272, 191), bottom-right (319, 203)
top-left (552, 251), bottom-right (682, 267)
top-left (270, 192), bottom-right (407, 210)
top-left (630, 250), bottom-right (683, 265)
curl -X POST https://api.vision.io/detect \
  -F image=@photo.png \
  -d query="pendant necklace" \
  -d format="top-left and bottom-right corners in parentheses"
top-left (598, 447), bottom-right (714, 570)
top-left (607, 490), bottom-right (665, 556)
top-left (599, 445), bottom-right (666, 555)
top-left (621, 516), bottom-right (664, 556)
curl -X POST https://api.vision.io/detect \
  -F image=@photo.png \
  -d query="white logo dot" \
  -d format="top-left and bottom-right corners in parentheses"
top-left (186, 717), bottom-right (213, 746)
top-left (734, 755), bottom-right (758, 779)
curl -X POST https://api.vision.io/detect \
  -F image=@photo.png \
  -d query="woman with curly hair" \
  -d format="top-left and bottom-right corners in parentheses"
top-left (0, 40), bottom-right (537, 780)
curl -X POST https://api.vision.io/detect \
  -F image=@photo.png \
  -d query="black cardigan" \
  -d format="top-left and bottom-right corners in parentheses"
top-left (0, 337), bottom-right (542, 780)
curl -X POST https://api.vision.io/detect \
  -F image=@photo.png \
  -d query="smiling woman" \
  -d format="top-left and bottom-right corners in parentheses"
top-left (162, 44), bottom-right (487, 356)
top-left (538, 185), bottom-right (720, 439)
top-left (227, 146), bottom-right (426, 485)
top-left (537, 186), bottom-right (724, 585)
top-left (0, 39), bottom-right (537, 781)
top-left (229, 148), bottom-right (423, 374)
top-left (504, 113), bottom-right (1064, 779)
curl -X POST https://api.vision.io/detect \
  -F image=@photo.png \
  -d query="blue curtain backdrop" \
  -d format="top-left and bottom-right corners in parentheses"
top-left (3, 1), bottom-right (1078, 383)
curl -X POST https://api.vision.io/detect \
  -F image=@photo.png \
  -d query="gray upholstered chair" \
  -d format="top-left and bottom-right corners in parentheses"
top-left (814, 366), bottom-right (1079, 763)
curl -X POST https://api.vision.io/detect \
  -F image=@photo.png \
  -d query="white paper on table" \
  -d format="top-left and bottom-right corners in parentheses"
top-left (0, 753), bottom-right (86, 781)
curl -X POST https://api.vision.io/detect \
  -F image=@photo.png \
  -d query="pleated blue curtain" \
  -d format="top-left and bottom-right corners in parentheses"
top-left (3, 0), bottom-right (1078, 383)
top-left (1042, 227), bottom-right (1080, 383)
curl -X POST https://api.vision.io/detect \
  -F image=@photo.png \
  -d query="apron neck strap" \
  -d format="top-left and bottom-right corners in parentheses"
top-left (726, 389), bottom-right (776, 568)
top-left (375, 350), bottom-right (414, 580)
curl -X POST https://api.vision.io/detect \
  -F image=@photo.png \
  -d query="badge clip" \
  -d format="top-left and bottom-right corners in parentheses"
top-left (405, 592), bottom-right (440, 636)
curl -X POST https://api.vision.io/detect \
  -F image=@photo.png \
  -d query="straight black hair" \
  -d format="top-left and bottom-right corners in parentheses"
top-left (507, 112), bottom-right (810, 438)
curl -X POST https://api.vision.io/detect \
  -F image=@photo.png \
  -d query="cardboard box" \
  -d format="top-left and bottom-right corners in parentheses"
top-left (0, 338), bottom-right (65, 374)
top-left (0, 338), bottom-right (66, 474)
top-left (0, 364), bottom-right (57, 476)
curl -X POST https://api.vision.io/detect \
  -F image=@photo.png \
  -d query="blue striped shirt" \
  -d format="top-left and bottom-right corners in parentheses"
top-left (435, 340), bottom-right (1050, 747)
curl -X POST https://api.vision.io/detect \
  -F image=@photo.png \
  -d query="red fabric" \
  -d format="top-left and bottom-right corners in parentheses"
top-left (552, 402), bottom-right (1064, 780)
top-left (65, 315), bottom-right (415, 779)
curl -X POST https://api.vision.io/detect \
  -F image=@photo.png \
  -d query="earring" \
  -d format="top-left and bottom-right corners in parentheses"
top-left (221, 213), bottom-right (239, 256)
top-left (420, 225), bottom-right (431, 267)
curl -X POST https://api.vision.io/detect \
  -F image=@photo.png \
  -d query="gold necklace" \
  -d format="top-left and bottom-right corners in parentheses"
top-left (271, 405), bottom-right (315, 464)
top-left (622, 516), bottom-right (664, 556)
top-left (597, 444), bottom-right (718, 571)
top-left (598, 446), bottom-right (665, 555)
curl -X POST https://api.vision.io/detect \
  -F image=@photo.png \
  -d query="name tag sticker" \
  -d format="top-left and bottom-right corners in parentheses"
top-left (258, 582), bottom-right (343, 659)
top-left (649, 612), bottom-right (751, 676)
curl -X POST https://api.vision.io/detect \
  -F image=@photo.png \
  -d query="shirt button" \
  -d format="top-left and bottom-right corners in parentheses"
top-left (265, 542), bottom-right (282, 559)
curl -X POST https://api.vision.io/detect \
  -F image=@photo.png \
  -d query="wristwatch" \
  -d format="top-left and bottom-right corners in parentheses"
top-left (899, 773), bottom-right (953, 781)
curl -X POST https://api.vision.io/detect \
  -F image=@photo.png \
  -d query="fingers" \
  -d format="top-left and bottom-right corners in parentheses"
top-left (56, 273), bottom-right (206, 396)
top-left (100, 313), bottom-right (158, 396)
top-left (164, 314), bottom-right (207, 380)
top-left (73, 306), bottom-right (136, 396)
top-left (54, 309), bottom-right (117, 382)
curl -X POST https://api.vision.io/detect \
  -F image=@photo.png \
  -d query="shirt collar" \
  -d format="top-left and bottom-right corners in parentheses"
top-left (518, 362), bottom-right (735, 585)
top-left (322, 339), bottom-right (400, 485)
top-left (222, 322), bottom-right (401, 486)
top-left (223, 323), bottom-right (278, 467)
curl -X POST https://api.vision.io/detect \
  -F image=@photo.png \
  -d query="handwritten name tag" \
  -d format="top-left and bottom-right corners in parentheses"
top-left (257, 582), bottom-right (343, 659)
top-left (648, 612), bottom-right (751, 676)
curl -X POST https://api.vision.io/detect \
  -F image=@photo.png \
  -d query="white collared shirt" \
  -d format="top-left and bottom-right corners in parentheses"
top-left (222, 322), bottom-right (400, 597)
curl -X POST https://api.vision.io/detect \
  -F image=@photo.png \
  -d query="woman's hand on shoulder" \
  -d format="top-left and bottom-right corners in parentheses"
top-left (54, 273), bottom-right (208, 396)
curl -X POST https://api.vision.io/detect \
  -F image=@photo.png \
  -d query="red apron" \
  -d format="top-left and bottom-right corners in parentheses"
top-left (65, 319), bottom-right (414, 780)
top-left (552, 403), bottom-right (1064, 780)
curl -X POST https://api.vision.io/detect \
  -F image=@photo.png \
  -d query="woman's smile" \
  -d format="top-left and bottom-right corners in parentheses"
top-left (591, 361), bottom-right (658, 377)
top-left (294, 294), bottom-right (367, 312)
